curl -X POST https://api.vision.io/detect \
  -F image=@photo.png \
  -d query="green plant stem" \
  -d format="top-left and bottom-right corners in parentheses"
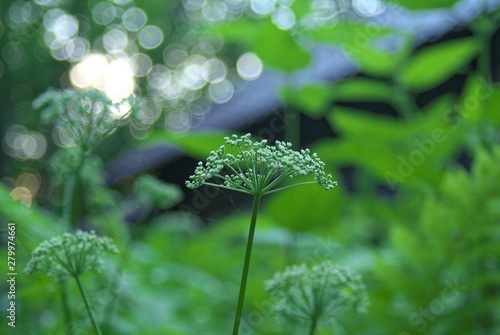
top-left (392, 77), bottom-right (417, 121)
top-left (477, 24), bottom-right (493, 83)
top-left (309, 316), bottom-right (318, 335)
top-left (75, 276), bottom-right (102, 335)
top-left (232, 194), bottom-right (262, 335)
top-left (63, 173), bottom-right (81, 232)
top-left (284, 75), bottom-right (300, 149)
top-left (59, 172), bottom-right (82, 335)
top-left (59, 280), bottom-right (73, 335)
top-left (285, 106), bottom-right (300, 149)
top-left (103, 207), bottom-right (156, 327)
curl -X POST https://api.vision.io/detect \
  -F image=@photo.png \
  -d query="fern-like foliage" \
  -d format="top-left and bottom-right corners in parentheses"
top-left (371, 146), bottom-right (500, 334)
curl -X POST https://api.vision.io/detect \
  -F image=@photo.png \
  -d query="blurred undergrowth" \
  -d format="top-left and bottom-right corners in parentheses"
top-left (1, 0), bottom-right (500, 334)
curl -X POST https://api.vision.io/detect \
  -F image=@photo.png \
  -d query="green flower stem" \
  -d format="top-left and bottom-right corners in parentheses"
top-left (103, 207), bottom-right (156, 326)
top-left (63, 172), bottom-right (81, 232)
top-left (263, 181), bottom-right (318, 195)
top-left (309, 316), bottom-right (318, 335)
top-left (75, 276), bottom-right (102, 335)
top-left (285, 75), bottom-right (300, 149)
top-left (232, 194), bottom-right (262, 335)
top-left (59, 280), bottom-right (73, 335)
top-left (60, 172), bottom-right (82, 335)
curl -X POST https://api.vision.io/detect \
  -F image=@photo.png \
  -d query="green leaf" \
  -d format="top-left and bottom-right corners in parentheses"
top-left (323, 100), bottom-right (458, 188)
top-left (455, 74), bottom-right (492, 125)
top-left (215, 20), bottom-right (311, 72)
top-left (311, 22), bottom-right (393, 46)
top-left (290, 0), bottom-right (313, 20)
top-left (328, 106), bottom-right (411, 141)
top-left (385, 0), bottom-right (461, 10)
top-left (311, 23), bottom-right (398, 77)
top-left (401, 38), bottom-right (480, 91)
top-left (213, 19), bottom-right (261, 45)
top-left (253, 21), bottom-right (311, 72)
top-left (347, 47), bottom-right (399, 77)
top-left (0, 184), bottom-right (64, 242)
top-left (281, 85), bottom-right (332, 118)
top-left (266, 177), bottom-right (343, 232)
top-left (333, 78), bottom-right (394, 102)
top-left (140, 131), bottom-right (230, 159)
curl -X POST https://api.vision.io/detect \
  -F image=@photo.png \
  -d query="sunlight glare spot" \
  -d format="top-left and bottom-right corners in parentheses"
top-left (105, 58), bottom-right (135, 102)
top-left (70, 53), bottom-right (108, 89)
top-left (109, 101), bottom-right (132, 119)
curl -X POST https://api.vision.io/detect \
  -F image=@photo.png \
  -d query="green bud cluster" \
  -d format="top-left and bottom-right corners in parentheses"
top-left (265, 261), bottom-right (369, 325)
top-left (33, 88), bottom-right (138, 153)
top-left (25, 230), bottom-right (119, 281)
top-left (135, 174), bottom-right (184, 209)
top-left (186, 134), bottom-right (336, 195)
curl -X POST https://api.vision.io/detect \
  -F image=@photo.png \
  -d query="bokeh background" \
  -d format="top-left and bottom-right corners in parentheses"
top-left (1, 0), bottom-right (500, 334)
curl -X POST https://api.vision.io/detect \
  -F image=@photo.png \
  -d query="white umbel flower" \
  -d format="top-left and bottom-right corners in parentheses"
top-left (186, 133), bottom-right (337, 195)
top-left (25, 230), bottom-right (118, 281)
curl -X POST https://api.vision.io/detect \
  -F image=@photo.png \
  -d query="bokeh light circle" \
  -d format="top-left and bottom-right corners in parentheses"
top-left (208, 79), bottom-right (234, 104)
top-left (353, 0), bottom-right (385, 17)
top-left (272, 6), bottom-right (296, 30)
top-left (250, 0), bottom-right (276, 16)
top-left (122, 7), bottom-right (147, 31)
top-left (236, 52), bottom-right (263, 81)
top-left (138, 25), bottom-right (164, 49)
top-left (202, 58), bottom-right (227, 83)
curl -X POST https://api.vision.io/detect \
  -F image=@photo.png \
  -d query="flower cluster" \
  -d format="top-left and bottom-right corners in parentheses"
top-left (135, 174), bottom-right (184, 209)
top-left (33, 88), bottom-right (138, 153)
top-left (265, 261), bottom-right (369, 325)
top-left (25, 230), bottom-right (119, 281)
top-left (186, 134), bottom-right (336, 195)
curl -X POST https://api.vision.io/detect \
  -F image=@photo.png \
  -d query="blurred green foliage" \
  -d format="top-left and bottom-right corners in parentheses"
top-left (1, 0), bottom-right (500, 335)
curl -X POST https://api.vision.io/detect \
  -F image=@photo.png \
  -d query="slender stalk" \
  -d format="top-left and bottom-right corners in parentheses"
top-left (63, 173), bottom-right (82, 232)
top-left (392, 77), bottom-right (417, 121)
top-left (59, 171), bottom-right (82, 335)
top-left (284, 75), bottom-right (301, 149)
top-left (103, 207), bottom-right (156, 326)
top-left (59, 280), bottom-right (73, 335)
top-left (477, 24), bottom-right (493, 83)
top-left (75, 276), bottom-right (102, 335)
top-left (308, 316), bottom-right (318, 335)
top-left (232, 194), bottom-right (262, 335)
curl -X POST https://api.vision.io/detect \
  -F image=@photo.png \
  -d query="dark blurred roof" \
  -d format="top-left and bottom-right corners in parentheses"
top-left (106, 0), bottom-right (500, 184)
